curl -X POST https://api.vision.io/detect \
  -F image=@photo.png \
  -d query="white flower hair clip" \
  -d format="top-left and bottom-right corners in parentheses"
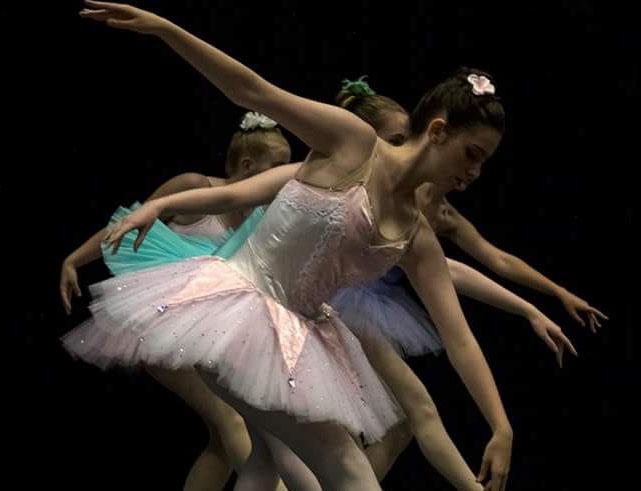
top-left (467, 74), bottom-right (496, 96)
top-left (240, 112), bottom-right (278, 131)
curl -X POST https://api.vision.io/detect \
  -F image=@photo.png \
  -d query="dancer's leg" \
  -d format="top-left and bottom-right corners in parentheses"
top-left (197, 369), bottom-right (383, 491)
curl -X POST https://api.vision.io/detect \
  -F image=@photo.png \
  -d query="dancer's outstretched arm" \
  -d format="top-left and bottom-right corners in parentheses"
top-left (447, 259), bottom-right (577, 367)
top-left (401, 216), bottom-right (512, 491)
top-left (80, 1), bottom-right (375, 162)
top-left (103, 163), bottom-right (302, 253)
top-left (60, 172), bottom-right (214, 313)
top-left (445, 205), bottom-right (608, 331)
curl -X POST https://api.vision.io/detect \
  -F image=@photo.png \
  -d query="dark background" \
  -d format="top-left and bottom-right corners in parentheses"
top-left (4, 1), bottom-right (636, 489)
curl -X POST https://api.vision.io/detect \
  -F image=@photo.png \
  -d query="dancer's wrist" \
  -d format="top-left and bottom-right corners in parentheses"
top-left (156, 18), bottom-right (180, 40)
top-left (149, 197), bottom-right (171, 218)
top-left (522, 303), bottom-right (540, 322)
top-left (551, 284), bottom-right (568, 298)
top-left (493, 423), bottom-right (513, 441)
top-left (64, 255), bottom-right (79, 269)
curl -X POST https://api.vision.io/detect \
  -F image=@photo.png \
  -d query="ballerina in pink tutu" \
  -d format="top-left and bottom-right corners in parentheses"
top-left (327, 77), bottom-right (605, 479)
top-left (66, 107), bottom-right (579, 491)
top-left (332, 77), bottom-right (605, 357)
top-left (69, 2), bottom-right (518, 489)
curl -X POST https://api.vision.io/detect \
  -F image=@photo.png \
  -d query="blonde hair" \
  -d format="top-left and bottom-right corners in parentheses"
top-left (224, 126), bottom-right (287, 177)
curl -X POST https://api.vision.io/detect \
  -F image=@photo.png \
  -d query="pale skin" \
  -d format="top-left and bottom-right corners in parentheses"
top-left (80, 2), bottom-right (514, 490)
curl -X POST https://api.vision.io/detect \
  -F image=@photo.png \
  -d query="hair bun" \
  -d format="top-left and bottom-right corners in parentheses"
top-left (240, 112), bottom-right (278, 131)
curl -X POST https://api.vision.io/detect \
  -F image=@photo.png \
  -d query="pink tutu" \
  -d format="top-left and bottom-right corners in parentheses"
top-left (63, 256), bottom-right (403, 442)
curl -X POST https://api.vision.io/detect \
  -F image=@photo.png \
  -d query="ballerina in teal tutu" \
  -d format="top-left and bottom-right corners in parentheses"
top-left (60, 111), bottom-right (295, 491)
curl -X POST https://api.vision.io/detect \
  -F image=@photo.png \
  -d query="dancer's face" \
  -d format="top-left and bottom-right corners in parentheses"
top-left (376, 110), bottom-right (410, 146)
top-left (236, 135), bottom-right (292, 179)
top-left (425, 120), bottom-right (501, 193)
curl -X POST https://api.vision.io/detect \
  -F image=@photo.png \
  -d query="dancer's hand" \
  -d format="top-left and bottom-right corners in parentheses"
top-left (527, 311), bottom-right (578, 367)
top-left (60, 259), bottom-right (82, 315)
top-left (477, 430), bottom-right (512, 491)
top-left (79, 1), bottom-right (170, 35)
top-left (103, 201), bottom-right (161, 255)
top-left (558, 289), bottom-right (608, 333)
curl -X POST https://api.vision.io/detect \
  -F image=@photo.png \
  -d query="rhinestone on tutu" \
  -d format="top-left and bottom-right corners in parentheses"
top-left (156, 304), bottom-right (168, 313)
top-left (288, 378), bottom-right (296, 388)
top-left (313, 304), bottom-right (332, 322)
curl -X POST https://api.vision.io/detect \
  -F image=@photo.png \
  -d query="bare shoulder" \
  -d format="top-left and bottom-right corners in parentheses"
top-left (168, 172), bottom-right (212, 189)
top-left (401, 214), bottom-right (440, 267)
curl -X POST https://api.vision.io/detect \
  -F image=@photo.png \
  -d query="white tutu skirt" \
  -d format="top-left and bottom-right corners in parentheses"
top-left (62, 256), bottom-right (404, 443)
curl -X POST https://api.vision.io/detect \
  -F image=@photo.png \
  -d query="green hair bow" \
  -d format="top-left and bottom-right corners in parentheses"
top-left (341, 75), bottom-right (376, 96)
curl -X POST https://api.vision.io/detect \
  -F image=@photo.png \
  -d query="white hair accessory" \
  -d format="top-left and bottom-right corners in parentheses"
top-left (240, 112), bottom-right (278, 131)
top-left (467, 74), bottom-right (496, 96)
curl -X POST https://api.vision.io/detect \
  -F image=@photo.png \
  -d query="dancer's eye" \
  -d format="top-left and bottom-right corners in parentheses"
top-left (387, 134), bottom-right (406, 146)
top-left (465, 146), bottom-right (480, 162)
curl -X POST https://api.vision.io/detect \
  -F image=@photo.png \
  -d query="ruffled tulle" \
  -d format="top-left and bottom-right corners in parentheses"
top-left (62, 256), bottom-right (403, 442)
top-left (330, 270), bottom-right (443, 358)
top-left (102, 203), bottom-right (266, 275)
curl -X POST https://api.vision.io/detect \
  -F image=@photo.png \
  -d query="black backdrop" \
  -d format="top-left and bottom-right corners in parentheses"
top-left (4, 1), bottom-right (636, 489)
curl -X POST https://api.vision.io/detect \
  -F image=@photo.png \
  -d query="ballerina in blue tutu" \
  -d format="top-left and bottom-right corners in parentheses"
top-left (328, 76), bottom-right (606, 478)
top-left (328, 76), bottom-right (607, 359)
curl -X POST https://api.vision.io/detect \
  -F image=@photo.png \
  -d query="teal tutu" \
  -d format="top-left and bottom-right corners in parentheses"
top-left (102, 202), bottom-right (266, 275)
